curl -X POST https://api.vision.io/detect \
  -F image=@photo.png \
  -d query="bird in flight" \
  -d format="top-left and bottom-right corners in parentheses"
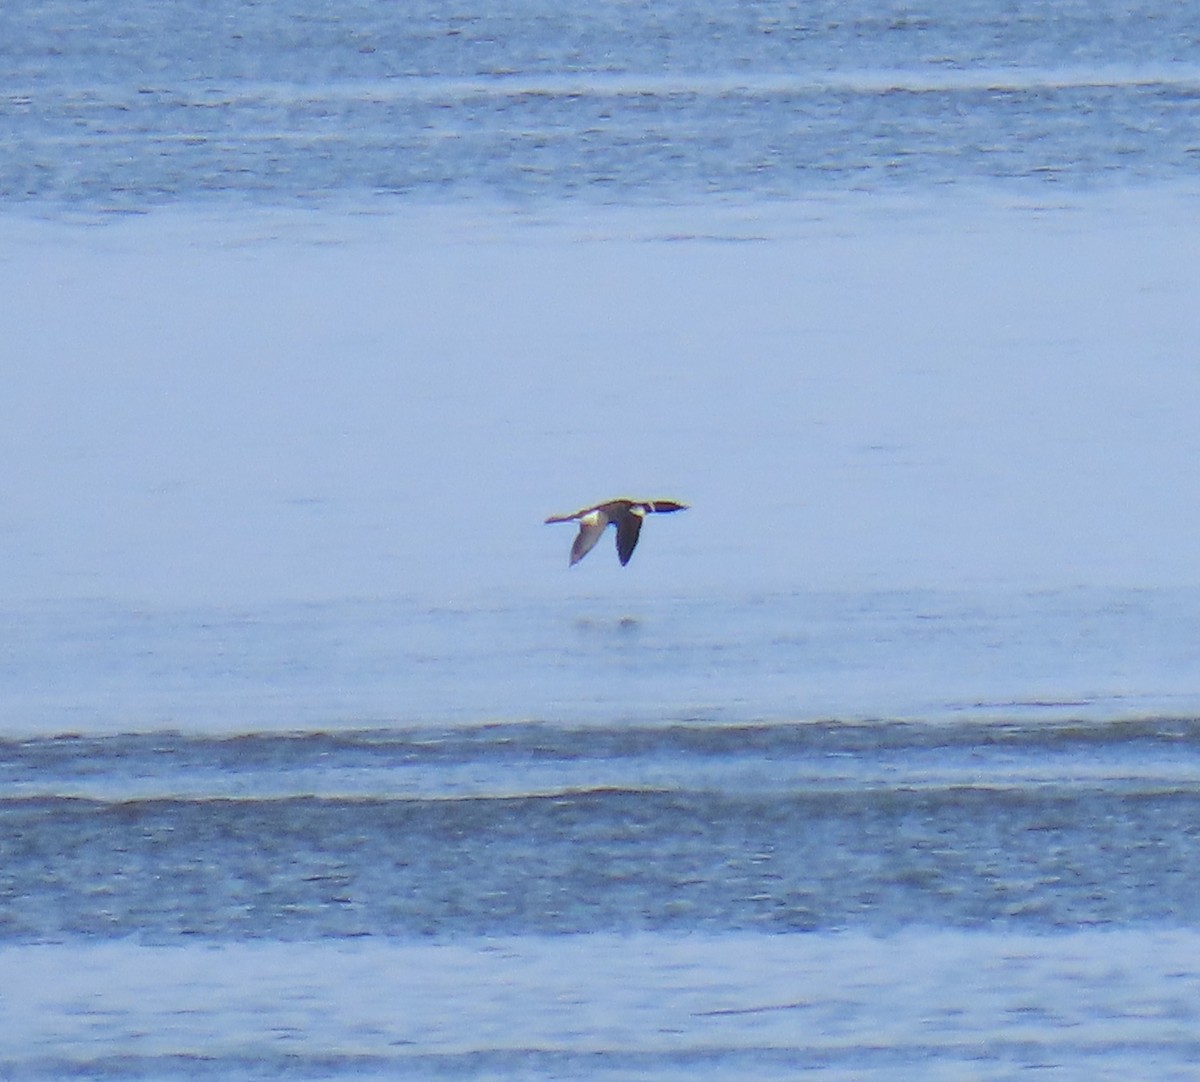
top-left (544, 499), bottom-right (688, 566)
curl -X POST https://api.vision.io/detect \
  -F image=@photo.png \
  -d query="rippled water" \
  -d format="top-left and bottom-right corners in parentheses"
top-left (5, 0), bottom-right (1200, 210)
top-left (6, 718), bottom-right (1200, 941)
top-left (6, 714), bottom-right (1200, 1077)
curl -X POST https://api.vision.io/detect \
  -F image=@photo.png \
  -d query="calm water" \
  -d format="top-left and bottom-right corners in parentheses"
top-left (5, 0), bottom-right (1200, 1078)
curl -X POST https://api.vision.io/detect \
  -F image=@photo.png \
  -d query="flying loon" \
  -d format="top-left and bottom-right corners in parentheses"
top-left (544, 499), bottom-right (688, 566)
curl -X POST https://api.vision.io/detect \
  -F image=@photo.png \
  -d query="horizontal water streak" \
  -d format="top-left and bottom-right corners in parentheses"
top-left (4, 718), bottom-right (1200, 800)
top-left (6, 931), bottom-right (1200, 1078)
top-left (12, 65), bottom-right (1200, 103)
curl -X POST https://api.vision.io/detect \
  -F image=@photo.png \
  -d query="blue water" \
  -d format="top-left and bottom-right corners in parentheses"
top-left (5, 1), bottom-right (1200, 1078)
top-left (6, 718), bottom-right (1200, 939)
top-left (4, 0), bottom-right (1200, 212)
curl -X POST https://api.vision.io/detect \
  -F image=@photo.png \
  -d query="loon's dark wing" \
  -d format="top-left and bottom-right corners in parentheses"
top-left (615, 508), bottom-right (644, 566)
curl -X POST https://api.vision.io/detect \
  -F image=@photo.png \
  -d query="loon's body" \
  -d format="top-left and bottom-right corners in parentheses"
top-left (544, 499), bottom-right (688, 566)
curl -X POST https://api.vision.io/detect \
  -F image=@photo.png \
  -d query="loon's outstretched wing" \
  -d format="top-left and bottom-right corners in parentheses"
top-left (569, 511), bottom-right (610, 566)
top-left (614, 507), bottom-right (644, 566)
